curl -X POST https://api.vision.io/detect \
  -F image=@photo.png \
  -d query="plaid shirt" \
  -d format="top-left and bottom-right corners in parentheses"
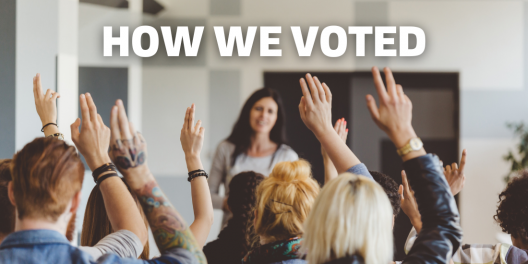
top-left (405, 228), bottom-right (528, 264)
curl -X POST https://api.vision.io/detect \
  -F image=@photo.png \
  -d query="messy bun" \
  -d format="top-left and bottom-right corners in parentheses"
top-left (254, 159), bottom-right (320, 242)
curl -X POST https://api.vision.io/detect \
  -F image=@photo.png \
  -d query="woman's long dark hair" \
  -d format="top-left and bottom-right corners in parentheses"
top-left (226, 88), bottom-right (287, 166)
top-left (225, 171), bottom-right (265, 258)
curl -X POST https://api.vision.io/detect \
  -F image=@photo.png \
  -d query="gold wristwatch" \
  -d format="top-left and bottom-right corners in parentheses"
top-left (397, 138), bottom-right (423, 156)
top-left (47, 133), bottom-right (64, 140)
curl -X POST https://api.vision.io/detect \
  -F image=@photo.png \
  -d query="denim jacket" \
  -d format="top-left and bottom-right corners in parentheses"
top-left (0, 229), bottom-right (197, 264)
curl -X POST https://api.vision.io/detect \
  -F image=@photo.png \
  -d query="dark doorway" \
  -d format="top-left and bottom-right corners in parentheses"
top-left (78, 66), bottom-right (128, 168)
top-left (264, 71), bottom-right (459, 261)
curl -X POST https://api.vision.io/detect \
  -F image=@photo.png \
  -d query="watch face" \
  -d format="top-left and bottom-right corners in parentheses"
top-left (409, 138), bottom-right (423, 150)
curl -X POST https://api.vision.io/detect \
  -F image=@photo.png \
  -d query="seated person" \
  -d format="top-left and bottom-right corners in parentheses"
top-left (0, 89), bottom-right (205, 263)
top-left (81, 181), bottom-right (150, 260)
top-left (0, 159), bottom-right (14, 244)
top-left (203, 171), bottom-right (265, 264)
top-left (33, 73), bottom-right (148, 259)
top-left (403, 151), bottom-right (528, 263)
top-left (321, 119), bottom-right (401, 224)
top-left (299, 69), bottom-right (462, 263)
top-left (242, 159), bottom-right (319, 264)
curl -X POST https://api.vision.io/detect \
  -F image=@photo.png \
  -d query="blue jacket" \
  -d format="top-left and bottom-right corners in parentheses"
top-left (0, 229), bottom-right (197, 264)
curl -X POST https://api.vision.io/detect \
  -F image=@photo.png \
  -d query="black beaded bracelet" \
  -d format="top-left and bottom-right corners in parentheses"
top-left (92, 163), bottom-right (117, 183)
top-left (97, 173), bottom-right (119, 185)
top-left (41, 123), bottom-right (57, 132)
top-left (187, 169), bottom-right (208, 182)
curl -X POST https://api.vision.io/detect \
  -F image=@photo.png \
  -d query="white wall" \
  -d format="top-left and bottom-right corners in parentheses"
top-left (137, 0), bottom-right (526, 245)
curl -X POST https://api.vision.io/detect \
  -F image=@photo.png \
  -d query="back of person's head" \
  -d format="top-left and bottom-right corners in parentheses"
top-left (302, 173), bottom-right (393, 264)
top-left (82, 181), bottom-right (149, 259)
top-left (228, 171), bottom-right (265, 218)
top-left (494, 170), bottom-right (528, 246)
top-left (0, 159), bottom-right (15, 239)
top-left (254, 159), bottom-right (320, 242)
top-left (11, 137), bottom-right (84, 221)
top-left (218, 171), bottom-right (265, 258)
top-left (369, 171), bottom-right (401, 216)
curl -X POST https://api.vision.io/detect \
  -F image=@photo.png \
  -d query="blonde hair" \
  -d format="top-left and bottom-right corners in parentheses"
top-left (254, 159), bottom-right (320, 242)
top-left (302, 173), bottom-right (393, 264)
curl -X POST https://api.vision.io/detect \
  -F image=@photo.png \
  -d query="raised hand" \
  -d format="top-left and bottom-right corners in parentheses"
top-left (444, 149), bottom-right (467, 195)
top-left (33, 73), bottom-right (60, 136)
top-left (109, 99), bottom-right (150, 188)
top-left (321, 118), bottom-right (348, 159)
top-left (299, 74), bottom-right (360, 173)
top-left (180, 104), bottom-right (205, 171)
top-left (298, 73), bottom-right (333, 136)
top-left (399, 170), bottom-right (422, 232)
top-left (322, 118), bottom-right (349, 183)
top-left (367, 67), bottom-right (425, 161)
top-left (70, 93), bottom-right (111, 171)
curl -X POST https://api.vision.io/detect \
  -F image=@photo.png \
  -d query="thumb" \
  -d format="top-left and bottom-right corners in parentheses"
top-left (365, 94), bottom-right (380, 122)
top-left (70, 118), bottom-right (81, 143)
top-left (398, 185), bottom-right (404, 200)
top-left (298, 96), bottom-right (307, 121)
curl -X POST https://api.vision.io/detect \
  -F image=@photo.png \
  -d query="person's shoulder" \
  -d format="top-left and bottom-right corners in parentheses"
top-left (217, 140), bottom-right (235, 153)
top-left (95, 248), bottom-right (198, 264)
top-left (277, 144), bottom-right (298, 160)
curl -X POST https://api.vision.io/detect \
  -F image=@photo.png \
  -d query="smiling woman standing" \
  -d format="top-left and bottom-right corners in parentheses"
top-left (209, 88), bottom-right (298, 227)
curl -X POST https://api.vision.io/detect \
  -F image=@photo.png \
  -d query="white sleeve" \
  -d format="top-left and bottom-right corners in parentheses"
top-left (404, 227), bottom-right (418, 255)
top-left (78, 229), bottom-right (143, 259)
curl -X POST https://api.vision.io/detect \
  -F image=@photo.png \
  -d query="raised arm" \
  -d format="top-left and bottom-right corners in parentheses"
top-left (109, 100), bottom-right (206, 264)
top-left (298, 74), bottom-right (360, 174)
top-left (180, 104), bottom-right (214, 248)
top-left (33, 73), bottom-right (60, 137)
top-left (400, 149), bottom-right (467, 234)
top-left (366, 67), bottom-right (461, 264)
top-left (71, 95), bottom-right (148, 248)
top-left (321, 118), bottom-right (348, 184)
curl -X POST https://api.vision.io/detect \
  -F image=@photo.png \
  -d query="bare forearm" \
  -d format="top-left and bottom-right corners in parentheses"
top-left (189, 177), bottom-right (214, 248)
top-left (317, 129), bottom-right (360, 174)
top-left (323, 158), bottom-right (338, 184)
top-left (99, 175), bottom-right (148, 245)
top-left (186, 156), bottom-right (214, 248)
top-left (136, 179), bottom-right (206, 264)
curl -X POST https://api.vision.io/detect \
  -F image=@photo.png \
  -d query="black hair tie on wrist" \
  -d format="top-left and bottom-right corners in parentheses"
top-left (187, 169), bottom-right (208, 182)
top-left (41, 123), bottom-right (58, 132)
top-left (97, 172), bottom-right (119, 185)
top-left (92, 163), bottom-right (117, 183)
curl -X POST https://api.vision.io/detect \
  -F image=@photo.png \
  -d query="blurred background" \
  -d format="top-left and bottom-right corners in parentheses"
top-left (1, 0), bottom-right (528, 259)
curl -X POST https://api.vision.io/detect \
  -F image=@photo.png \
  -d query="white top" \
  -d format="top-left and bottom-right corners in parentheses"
top-left (79, 229), bottom-right (143, 259)
top-left (208, 140), bottom-right (298, 224)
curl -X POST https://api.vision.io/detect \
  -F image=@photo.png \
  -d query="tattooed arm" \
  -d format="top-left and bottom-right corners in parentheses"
top-left (109, 99), bottom-right (206, 264)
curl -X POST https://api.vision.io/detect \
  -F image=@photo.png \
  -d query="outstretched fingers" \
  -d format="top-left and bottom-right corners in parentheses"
top-left (79, 94), bottom-right (91, 124)
top-left (85, 93), bottom-right (99, 123)
top-left (299, 78), bottom-right (314, 110)
top-left (110, 105), bottom-right (122, 144)
top-left (371, 67), bottom-right (389, 102)
top-left (384, 67), bottom-right (398, 99)
top-left (188, 104), bottom-right (196, 131)
top-left (313, 76), bottom-right (326, 103)
top-left (305, 73), bottom-right (321, 103)
top-left (116, 99), bottom-right (132, 139)
top-left (459, 149), bottom-right (467, 172)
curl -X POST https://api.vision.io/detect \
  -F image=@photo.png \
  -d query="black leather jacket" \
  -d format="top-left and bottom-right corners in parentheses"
top-left (323, 154), bottom-right (462, 264)
top-left (402, 154), bottom-right (462, 264)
